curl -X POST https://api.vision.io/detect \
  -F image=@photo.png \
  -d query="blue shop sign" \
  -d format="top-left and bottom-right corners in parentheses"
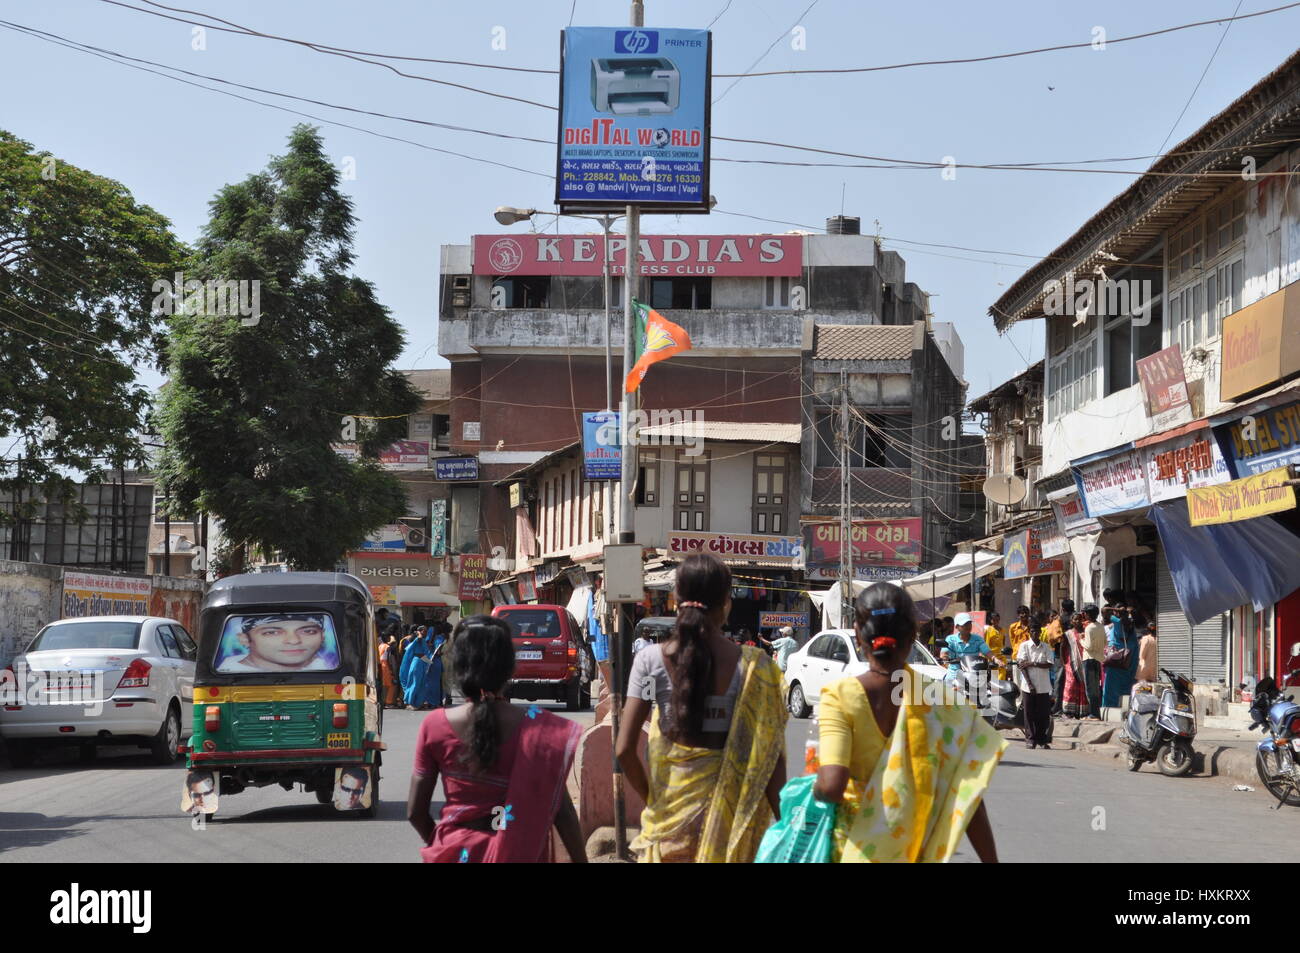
top-left (434, 456), bottom-right (480, 481)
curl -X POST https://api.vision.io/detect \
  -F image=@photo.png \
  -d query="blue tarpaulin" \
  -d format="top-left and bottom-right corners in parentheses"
top-left (1149, 500), bottom-right (1300, 625)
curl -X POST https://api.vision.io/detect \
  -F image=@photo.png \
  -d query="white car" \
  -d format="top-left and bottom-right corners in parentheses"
top-left (784, 628), bottom-right (950, 718)
top-left (1, 616), bottom-right (196, 766)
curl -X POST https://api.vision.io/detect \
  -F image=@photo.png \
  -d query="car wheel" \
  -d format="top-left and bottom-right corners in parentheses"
top-left (788, 682), bottom-right (811, 719)
top-left (579, 681), bottom-right (592, 710)
top-left (149, 704), bottom-right (182, 765)
top-left (6, 739), bottom-right (38, 769)
top-left (565, 678), bottom-right (582, 712)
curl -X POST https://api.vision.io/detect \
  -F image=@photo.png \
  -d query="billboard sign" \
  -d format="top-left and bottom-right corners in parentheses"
top-left (556, 27), bottom-right (711, 212)
top-left (434, 456), bottom-right (480, 481)
top-left (61, 572), bottom-right (151, 619)
top-left (458, 554), bottom-right (488, 601)
top-left (582, 411), bottom-right (621, 480)
top-left (472, 234), bottom-right (801, 277)
top-left (1143, 432), bottom-right (1231, 503)
top-left (1187, 466), bottom-right (1296, 526)
top-left (1073, 450), bottom-right (1150, 517)
top-left (801, 518), bottom-right (923, 569)
top-left (666, 531), bottom-right (801, 563)
top-left (1216, 399), bottom-right (1300, 477)
top-left (1135, 345), bottom-right (1190, 418)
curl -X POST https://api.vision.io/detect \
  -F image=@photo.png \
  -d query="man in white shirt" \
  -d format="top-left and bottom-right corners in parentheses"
top-left (1015, 613), bottom-right (1056, 749)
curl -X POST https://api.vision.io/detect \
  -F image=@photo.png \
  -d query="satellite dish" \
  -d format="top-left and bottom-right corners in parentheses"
top-left (982, 473), bottom-right (1027, 506)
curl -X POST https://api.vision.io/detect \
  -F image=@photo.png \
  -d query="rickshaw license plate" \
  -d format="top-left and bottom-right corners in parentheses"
top-left (516, 650), bottom-right (543, 660)
top-left (326, 733), bottom-right (350, 749)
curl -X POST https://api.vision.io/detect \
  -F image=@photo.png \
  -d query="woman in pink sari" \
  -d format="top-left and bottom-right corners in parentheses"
top-left (1060, 612), bottom-right (1090, 719)
top-left (407, 615), bottom-right (587, 863)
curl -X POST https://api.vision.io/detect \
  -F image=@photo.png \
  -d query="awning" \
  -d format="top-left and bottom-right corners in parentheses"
top-left (1148, 499), bottom-right (1300, 625)
top-left (896, 550), bottom-right (1005, 600)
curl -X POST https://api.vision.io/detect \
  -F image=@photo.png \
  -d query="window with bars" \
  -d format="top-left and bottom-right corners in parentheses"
top-left (1046, 332), bottom-right (1098, 422)
top-left (673, 451), bottom-right (709, 532)
top-left (752, 453), bottom-right (787, 534)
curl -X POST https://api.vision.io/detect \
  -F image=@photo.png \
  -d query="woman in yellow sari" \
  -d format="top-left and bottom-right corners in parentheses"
top-left (814, 583), bottom-right (1005, 862)
top-left (616, 553), bottom-right (787, 863)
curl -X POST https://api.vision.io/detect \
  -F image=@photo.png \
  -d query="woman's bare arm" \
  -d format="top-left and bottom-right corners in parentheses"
top-left (615, 695), bottom-right (652, 804)
top-left (765, 752), bottom-right (787, 818)
top-left (553, 794), bottom-right (588, 863)
top-left (406, 769), bottom-right (439, 845)
top-left (814, 764), bottom-right (849, 803)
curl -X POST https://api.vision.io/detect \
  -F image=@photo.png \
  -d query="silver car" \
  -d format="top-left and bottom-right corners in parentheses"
top-left (1, 616), bottom-right (196, 766)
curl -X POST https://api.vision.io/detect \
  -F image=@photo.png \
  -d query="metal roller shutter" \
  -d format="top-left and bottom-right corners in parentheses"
top-left (1156, 544), bottom-right (1228, 686)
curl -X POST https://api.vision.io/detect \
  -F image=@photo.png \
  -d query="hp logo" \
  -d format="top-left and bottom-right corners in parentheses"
top-left (615, 29), bottom-right (658, 54)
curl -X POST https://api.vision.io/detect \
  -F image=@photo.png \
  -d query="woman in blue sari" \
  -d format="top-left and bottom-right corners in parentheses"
top-left (1101, 607), bottom-right (1140, 708)
top-left (401, 627), bottom-right (444, 710)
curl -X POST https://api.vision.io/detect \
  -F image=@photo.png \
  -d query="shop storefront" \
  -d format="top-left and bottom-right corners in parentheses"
top-left (347, 551), bottom-right (461, 627)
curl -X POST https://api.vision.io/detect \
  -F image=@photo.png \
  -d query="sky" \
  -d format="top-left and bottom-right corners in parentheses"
top-left (3, 0), bottom-right (1299, 402)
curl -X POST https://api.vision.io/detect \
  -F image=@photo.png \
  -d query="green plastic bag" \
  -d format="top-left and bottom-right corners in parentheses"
top-left (754, 775), bottom-right (836, 863)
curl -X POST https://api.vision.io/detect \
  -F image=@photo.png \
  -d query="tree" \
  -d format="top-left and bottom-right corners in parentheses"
top-left (0, 130), bottom-right (185, 526)
top-left (156, 125), bottom-right (420, 571)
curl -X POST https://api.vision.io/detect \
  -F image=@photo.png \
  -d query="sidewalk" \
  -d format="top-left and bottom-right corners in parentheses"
top-left (1014, 714), bottom-right (1264, 786)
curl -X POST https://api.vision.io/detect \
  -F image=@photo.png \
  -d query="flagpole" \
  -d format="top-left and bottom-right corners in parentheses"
top-left (611, 0), bottom-right (643, 854)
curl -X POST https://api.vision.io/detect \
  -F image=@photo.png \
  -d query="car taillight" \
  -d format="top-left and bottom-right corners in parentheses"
top-left (205, 705), bottom-right (221, 732)
top-left (117, 658), bottom-right (151, 689)
top-left (332, 703), bottom-right (349, 729)
top-left (567, 645), bottom-right (577, 659)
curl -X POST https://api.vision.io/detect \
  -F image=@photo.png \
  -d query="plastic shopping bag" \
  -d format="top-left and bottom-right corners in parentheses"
top-left (755, 775), bottom-right (836, 863)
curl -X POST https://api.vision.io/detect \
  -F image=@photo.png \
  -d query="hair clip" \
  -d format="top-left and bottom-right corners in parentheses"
top-left (871, 607), bottom-right (896, 616)
top-left (679, 600), bottom-right (708, 610)
top-left (871, 637), bottom-right (897, 651)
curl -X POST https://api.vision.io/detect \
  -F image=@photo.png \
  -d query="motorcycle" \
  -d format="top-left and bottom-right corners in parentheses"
top-left (1121, 668), bottom-right (1196, 776)
top-left (954, 654), bottom-right (1022, 730)
top-left (1248, 643), bottom-right (1300, 809)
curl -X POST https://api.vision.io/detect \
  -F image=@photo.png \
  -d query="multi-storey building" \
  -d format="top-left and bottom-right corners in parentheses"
top-left (987, 50), bottom-right (1300, 702)
top-left (438, 214), bottom-right (971, 623)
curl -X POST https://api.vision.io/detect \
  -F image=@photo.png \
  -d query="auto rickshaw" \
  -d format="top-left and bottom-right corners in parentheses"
top-left (178, 572), bottom-right (384, 818)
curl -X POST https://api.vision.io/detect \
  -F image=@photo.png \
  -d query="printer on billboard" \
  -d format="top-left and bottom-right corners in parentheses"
top-left (591, 57), bottom-right (680, 115)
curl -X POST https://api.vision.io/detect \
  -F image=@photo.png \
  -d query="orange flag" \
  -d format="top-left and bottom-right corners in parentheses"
top-left (624, 299), bottom-right (692, 393)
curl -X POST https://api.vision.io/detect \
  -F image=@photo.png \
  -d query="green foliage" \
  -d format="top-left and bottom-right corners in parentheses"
top-left (156, 125), bottom-right (421, 570)
top-left (0, 130), bottom-right (186, 518)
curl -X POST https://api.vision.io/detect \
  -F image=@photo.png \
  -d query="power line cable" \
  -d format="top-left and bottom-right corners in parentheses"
top-left (1151, 0), bottom-right (1244, 161)
top-left (713, 0), bottom-right (820, 104)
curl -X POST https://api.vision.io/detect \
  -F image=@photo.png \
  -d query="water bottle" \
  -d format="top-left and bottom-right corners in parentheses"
top-left (803, 709), bottom-right (821, 775)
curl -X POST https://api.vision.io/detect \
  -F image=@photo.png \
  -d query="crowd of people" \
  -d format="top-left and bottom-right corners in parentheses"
top-left (376, 608), bottom-right (456, 711)
top-left (406, 552), bottom-right (1011, 864)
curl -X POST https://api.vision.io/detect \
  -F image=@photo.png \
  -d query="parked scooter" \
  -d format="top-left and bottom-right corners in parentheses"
top-left (1121, 668), bottom-right (1196, 776)
top-left (1248, 643), bottom-right (1300, 809)
top-left (955, 655), bottom-right (1022, 730)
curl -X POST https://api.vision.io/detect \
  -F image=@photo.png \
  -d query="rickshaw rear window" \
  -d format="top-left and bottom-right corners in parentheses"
top-left (502, 609), bottom-right (562, 639)
top-left (214, 613), bottom-right (342, 673)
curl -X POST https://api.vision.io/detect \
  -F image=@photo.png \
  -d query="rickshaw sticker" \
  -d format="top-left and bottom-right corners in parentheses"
top-left (213, 613), bottom-right (342, 674)
top-left (333, 766), bottom-right (372, 810)
top-left (326, 732), bottom-right (351, 748)
top-left (182, 770), bottom-right (218, 815)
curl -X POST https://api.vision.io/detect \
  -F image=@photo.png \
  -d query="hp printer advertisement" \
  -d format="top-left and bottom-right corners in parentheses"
top-left (556, 27), bottom-right (711, 211)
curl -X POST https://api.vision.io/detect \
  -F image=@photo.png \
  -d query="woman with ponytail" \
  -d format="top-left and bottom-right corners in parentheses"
top-left (813, 583), bottom-right (1005, 863)
top-left (616, 553), bottom-right (787, 863)
top-left (407, 615), bottom-right (586, 863)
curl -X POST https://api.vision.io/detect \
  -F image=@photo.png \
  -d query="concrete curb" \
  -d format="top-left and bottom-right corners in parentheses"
top-left (1043, 720), bottom-right (1261, 785)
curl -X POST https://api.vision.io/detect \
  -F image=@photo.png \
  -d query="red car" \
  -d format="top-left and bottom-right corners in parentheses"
top-left (491, 604), bottom-right (593, 711)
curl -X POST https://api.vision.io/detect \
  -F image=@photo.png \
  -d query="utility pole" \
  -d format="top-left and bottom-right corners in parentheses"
top-left (839, 370), bottom-right (853, 625)
top-left (608, 0), bottom-right (645, 866)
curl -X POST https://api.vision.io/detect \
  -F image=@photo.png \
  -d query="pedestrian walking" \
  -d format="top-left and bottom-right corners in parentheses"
top-left (812, 582), bottom-right (1005, 862)
top-left (1060, 612), bottom-right (1090, 718)
top-left (400, 625), bottom-right (443, 710)
top-left (1102, 604), bottom-right (1141, 708)
top-left (1015, 614), bottom-right (1055, 749)
top-left (1051, 599), bottom-right (1075, 715)
top-left (1080, 605), bottom-right (1106, 720)
top-left (768, 626), bottom-right (800, 673)
top-left (378, 635), bottom-right (399, 708)
top-left (406, 615), bottom-right (585, 863)
top-left (1137, 622), bottom-right (1159, 685)
top-left (616, 552), bottom-right (787, 863)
